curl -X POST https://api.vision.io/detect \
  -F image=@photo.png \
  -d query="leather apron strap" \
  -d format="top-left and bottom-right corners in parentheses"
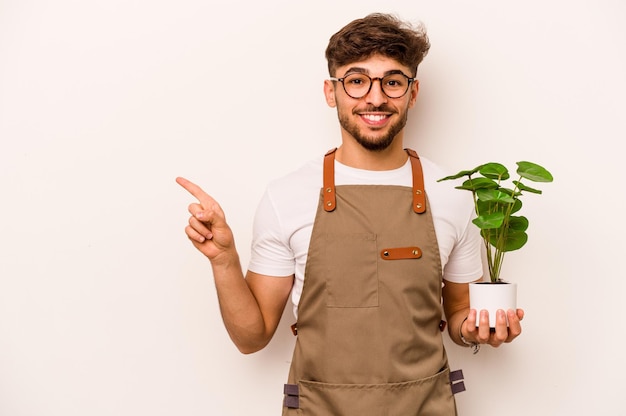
top-left (323, 148), bottom-right (426, 214)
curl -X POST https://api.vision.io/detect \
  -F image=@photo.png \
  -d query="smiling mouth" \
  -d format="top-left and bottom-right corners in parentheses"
top-left (362, 114), bottom-right (388, 121)
top-left (359, 113), bottom-right (391, 126)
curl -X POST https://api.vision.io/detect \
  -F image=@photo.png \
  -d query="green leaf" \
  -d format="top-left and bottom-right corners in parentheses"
top-left (510, 199), bottom-right (522, 214)
top-left (479, 163), bottom-right (510, 180)
top-left (500, 230), bottom-right (528, 252)
top-left (476, 193), bottom-right (522, 216)
top-left (498, 187), bottom-right (521, 197)
top-left (476, 188), bottom-right (516, 204)
top-left (508, 215), bottom-right (529, 231)
top-left (475, 200), bottom-right (491, 217)
top-left (457, 177), bottom-right (498, 191)
top-left (517, 161), bottom-right (554, 182)
top-left (473, 212), bottom-right (504, 229)
top-left (437, 166), bottom-right (483, 182)
top-left (514, 180), bottom-right (543, 194)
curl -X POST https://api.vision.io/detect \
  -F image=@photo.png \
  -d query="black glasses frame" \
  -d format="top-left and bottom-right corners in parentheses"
top-left (329, 73), bottom-right (416, 99)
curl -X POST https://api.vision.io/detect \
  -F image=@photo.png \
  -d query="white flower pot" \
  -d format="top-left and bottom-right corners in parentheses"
top-left (469, 281), bottom-right (517, 327)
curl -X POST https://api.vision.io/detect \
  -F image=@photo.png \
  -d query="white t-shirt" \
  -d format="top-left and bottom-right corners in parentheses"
top-left (248, 155), bottom-right (483, 318)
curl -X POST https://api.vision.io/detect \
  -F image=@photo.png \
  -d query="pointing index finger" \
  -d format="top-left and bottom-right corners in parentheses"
top-left (176, 177), bottom-right (213, 207)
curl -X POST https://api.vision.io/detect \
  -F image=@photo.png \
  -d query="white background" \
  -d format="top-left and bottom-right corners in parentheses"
top-left (1, 1), bottom-right (624, 415)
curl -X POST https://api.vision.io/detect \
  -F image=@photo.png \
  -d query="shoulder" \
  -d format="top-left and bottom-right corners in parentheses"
top-left (421, 156), bottom-right (473, 207)
top-left (257, 157), bottom-right (323, 226)
top-left (264, 157), bottom-right (322, 203)
top-left (421, 156), bottom-right (476, 234)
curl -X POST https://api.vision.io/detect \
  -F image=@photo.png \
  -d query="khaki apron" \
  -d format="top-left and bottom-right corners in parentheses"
top-left (282, 148), bottom-right (464, 416)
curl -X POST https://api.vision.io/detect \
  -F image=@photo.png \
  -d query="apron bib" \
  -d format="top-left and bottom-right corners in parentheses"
top-left (283, 149), bottom-right (461, 415)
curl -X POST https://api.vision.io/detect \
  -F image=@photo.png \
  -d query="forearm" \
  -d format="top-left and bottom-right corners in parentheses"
top-left (441, 279), bottom-right (472, 348)
top-left (210, 254), bottom-right (270, 354)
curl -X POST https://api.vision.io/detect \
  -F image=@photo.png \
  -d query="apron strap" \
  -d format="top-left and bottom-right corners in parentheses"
top-left (322, 147), bottom-right (426, 214)
top-left (405, 148), bottom-right (426, 214)
top-left (323, 148), bottom-right (337, 212)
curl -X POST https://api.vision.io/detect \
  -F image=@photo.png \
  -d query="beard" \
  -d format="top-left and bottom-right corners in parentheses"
top-left (338, 105), bottom-right (409, 152)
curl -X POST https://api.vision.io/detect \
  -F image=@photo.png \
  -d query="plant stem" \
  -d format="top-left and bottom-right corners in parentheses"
top-left (492, 175), bottom-right (523, 282)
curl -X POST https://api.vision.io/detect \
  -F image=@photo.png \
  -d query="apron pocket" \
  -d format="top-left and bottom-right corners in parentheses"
top-left (297, 368), bottom-right (456, 416)
top-left (324, 233), bottom-right (378, 308)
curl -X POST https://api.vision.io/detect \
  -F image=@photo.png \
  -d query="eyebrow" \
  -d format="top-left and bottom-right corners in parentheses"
top-left (341, 67), bottom-right (409, 77)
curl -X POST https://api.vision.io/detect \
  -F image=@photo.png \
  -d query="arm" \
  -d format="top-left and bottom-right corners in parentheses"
top-left (217, 269), bottom-right (293, 354)
top-left (176, 177), bottom-right (293, 354)
top-left (442, 278), bottom-right (524, 349)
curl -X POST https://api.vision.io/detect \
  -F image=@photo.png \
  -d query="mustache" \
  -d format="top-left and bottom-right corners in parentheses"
top-left (355, 105), bottom-right (395, 113)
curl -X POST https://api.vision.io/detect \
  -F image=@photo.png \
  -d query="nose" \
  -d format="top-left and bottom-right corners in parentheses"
top-left (364, 77), bottom-right (388, 107)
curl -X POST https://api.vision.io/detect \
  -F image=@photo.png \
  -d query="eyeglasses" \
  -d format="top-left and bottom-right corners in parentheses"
top-left (330, 72), bottom-right (415, 99)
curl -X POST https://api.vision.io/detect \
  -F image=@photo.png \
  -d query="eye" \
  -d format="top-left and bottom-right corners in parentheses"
top-left (384, 76), bottom-right (406, 88)
top-left (346, 75), bottom-right (367, 86)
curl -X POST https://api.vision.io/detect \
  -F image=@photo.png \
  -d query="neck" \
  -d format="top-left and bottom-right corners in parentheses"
top-left (335, 134), bottom-right (408, 171)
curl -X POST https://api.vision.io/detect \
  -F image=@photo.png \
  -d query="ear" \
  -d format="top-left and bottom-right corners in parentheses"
top-left (408, 79), bottom-right (419, 108)
top-left (324, 79), bottom-right (337, 108)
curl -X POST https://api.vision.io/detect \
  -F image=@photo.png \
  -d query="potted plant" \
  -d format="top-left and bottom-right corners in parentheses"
top-left (438, 161), bottom-right (553, 326)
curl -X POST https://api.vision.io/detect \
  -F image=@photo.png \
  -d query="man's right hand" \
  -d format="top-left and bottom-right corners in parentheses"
top-left (176, 177), bottom-right (237, 265)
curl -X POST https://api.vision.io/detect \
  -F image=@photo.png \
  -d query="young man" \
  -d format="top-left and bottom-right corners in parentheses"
top-left (177, 13), bottom-right (523, 415)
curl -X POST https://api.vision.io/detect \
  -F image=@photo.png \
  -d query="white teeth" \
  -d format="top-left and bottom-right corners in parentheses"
top-left (363, 114), bottom-right (387, 121)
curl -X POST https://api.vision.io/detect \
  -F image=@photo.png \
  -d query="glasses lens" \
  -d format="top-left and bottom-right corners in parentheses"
top-left (342, 73), bottom-right (371, 98)
top-left (381, 74), bottom-right (410, 98)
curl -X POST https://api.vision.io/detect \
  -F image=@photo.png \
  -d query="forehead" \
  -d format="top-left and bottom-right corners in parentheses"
top-left (335, 55), bottom-right (412, 77)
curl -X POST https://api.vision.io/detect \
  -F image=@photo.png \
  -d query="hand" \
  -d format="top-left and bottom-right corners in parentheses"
top-left (462, 308), bottom-right (524, 348)
top-left (176, 177), bottom-right (236, 264)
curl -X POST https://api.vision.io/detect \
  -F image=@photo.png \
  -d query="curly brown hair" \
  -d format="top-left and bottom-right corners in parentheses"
top-left (325, 13), bottom-right (430, 77)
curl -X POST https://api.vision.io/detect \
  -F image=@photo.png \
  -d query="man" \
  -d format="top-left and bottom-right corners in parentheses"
top-left (177, 13), bottom-right (523, 415)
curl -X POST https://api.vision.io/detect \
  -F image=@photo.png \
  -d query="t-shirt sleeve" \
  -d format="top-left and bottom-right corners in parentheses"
top-left (442, 208), bottom-right (484, 283)
top-left (247, 187), bottom-right (296, 277)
